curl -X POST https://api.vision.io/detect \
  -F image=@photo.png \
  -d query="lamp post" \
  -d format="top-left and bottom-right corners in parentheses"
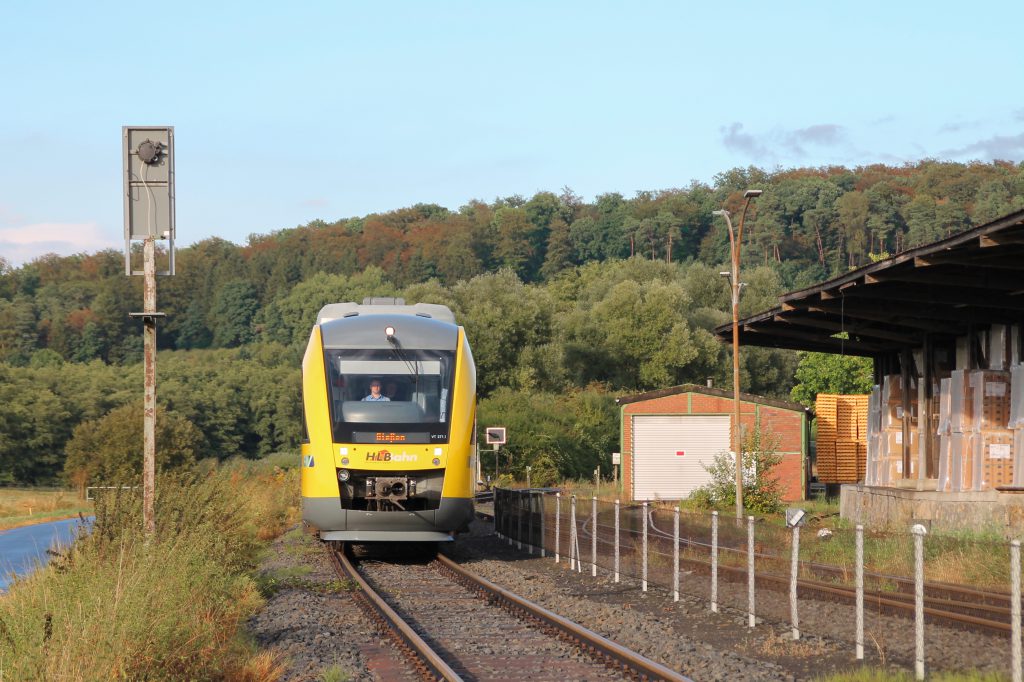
top-left (713, 189), bottom-right (762, 520)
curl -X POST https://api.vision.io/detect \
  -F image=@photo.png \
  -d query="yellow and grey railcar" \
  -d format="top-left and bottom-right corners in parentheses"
top-left (301, 299), bottom-right (476, 542)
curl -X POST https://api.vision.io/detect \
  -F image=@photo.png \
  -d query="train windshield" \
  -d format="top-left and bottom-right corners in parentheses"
top-left (324, 348), bottom-right (456, 444)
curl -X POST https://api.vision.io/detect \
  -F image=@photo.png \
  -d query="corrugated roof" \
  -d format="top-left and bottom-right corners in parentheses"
top-left (713, 208), bottom-right (1024, 356)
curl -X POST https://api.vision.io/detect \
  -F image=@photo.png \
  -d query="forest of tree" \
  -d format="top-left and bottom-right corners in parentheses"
top-left (2, 160), bottom-right (1022, 485)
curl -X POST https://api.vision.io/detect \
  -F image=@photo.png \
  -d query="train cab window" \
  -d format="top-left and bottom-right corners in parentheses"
top-left (323, 349), bottom-right (455, 444)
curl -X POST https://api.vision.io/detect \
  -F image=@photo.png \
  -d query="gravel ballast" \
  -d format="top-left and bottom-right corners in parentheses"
top-left (247, 527), bottom-right (417, 681)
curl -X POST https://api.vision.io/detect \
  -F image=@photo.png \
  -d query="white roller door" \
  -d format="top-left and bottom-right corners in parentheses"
top-left (633, 415), bottom-right (730, 500)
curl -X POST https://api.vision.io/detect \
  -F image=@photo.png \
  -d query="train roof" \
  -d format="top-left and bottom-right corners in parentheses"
top-left (316, 299), bottom-right (456, 325)
top-left (316, 299), bottom-right (459, 350)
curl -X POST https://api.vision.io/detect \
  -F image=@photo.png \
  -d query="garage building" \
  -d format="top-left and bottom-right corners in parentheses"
top-left (616, 384), bottom-right (810, 502)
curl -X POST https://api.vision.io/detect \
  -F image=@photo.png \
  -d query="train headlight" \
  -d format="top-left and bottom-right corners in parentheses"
top-left (341, 457), bottom-right (349, 466)
top-left (385, 325), bottom-right (396, 341)
top-left (338, 469), bottom-right (351, 483)
top-left (432, 458), bottom-right (441, 466)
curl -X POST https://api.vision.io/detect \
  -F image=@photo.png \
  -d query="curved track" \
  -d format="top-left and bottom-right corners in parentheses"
top-left (330, 544), bottom-right (690, 681)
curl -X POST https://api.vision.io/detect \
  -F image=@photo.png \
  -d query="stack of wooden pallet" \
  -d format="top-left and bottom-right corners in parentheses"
top-left (816, 393), bottom-right (869, 483)
top-left (816, 394), bottom-right (837, 482)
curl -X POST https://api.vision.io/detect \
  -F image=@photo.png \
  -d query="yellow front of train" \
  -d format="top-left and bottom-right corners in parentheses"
top-left (300, 300), bottom-right (476, 542)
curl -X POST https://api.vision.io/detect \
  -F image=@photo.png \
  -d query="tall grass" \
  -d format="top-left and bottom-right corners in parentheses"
top-left (0, 456), bottom-right (298, 681)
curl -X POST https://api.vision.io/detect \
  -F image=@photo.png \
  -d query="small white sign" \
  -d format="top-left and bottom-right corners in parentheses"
top-left (986, 382), bottom-right (1007, 397)
top-left (611, 452), bottom-right (621, 465)
top-left (990, 443), bottom-right (1012, 459)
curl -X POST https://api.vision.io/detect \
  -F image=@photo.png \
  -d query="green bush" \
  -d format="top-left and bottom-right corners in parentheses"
top-left (690, 429), bottom-right (784, 515)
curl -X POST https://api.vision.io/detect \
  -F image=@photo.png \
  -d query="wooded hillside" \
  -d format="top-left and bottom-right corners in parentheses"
top-left (1, 160), bottom-right (1020, 485)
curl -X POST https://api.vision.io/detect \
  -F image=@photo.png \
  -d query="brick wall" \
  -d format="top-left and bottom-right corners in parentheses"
top-left (621, 391), bottom-right (805, 502)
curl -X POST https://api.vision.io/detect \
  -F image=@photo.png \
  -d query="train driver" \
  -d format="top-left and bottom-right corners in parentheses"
top-left (363, 379), bottom-right (390, 402)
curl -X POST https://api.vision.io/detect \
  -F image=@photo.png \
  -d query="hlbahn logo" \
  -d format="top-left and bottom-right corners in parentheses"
top-left (366, 450), bottom-right (418, 463)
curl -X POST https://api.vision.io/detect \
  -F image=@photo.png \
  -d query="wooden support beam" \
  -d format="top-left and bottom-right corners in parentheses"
top-left (743, 326), bottom-right (886, 353)
top-left (840, 282), bottom-right (1024, 312)
top-left (807, 298), bottom-right (973, 325)
top-left (865, 266), bottom-right (1023, 292)
top-left (773, 314), bottom-right (921, 344)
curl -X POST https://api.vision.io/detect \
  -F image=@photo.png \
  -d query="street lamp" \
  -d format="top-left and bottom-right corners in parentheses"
top-left (712, 189), bottom-right (763, 520)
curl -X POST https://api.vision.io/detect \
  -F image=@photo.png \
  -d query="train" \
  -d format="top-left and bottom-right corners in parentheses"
top-left (300, 298), bottom-right (477, 542)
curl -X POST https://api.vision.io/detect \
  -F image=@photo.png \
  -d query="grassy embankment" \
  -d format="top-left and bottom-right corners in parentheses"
top-left (0, 453), bottom-right (300, 681)
top-left (0, 489), bottom-right (93, 530)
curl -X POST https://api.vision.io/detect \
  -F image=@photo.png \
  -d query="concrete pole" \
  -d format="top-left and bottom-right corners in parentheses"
top-left (142, 237), bottom-right (156, 536)
top-left (642, 501), bottom-right (648, 592)
top-left (591, 496), bottom-right (597, 577)
top-left (913, 524), bottom-right (927, 680)
top-left (747, 515), bottom-right (756, 628)
top-left (614, 499), bottom-right (620, 583)
top-left (790, 524), bottom-right (800, 640)
top-left (673, 506), bottom-right (680, 602)
top-left (1012, 539), bottom-right (1021, 682)
top-left (711, 511), bottom-right (719, 613)
top-left (555, 492), bottom-right (560, 562)
top-left (856, 524), bottom-right (865, 660)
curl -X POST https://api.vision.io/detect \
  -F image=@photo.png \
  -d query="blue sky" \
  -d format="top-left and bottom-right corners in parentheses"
top-left (2, 1), bottom-right (1022, 265)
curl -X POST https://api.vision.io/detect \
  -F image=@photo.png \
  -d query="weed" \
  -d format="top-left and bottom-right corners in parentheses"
top-left (319, 664), bottom-right (351, 682)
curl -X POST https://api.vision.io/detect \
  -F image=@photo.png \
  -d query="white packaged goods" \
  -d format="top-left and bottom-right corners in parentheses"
top-left (1010, 365), bottom-right (1024, 429)
top-left (950, 370), bottom-right (967, 433)
top-left (989, 324), bottom-right (1008, 370)
top-left (969, 370), bottom-right (1011, 431)
top-left (937, 433), bottom-right (951, 492)
top-left (937, 378), bottom-right (951, 435)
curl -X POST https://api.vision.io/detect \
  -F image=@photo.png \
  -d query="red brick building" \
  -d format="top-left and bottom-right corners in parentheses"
top-left (616, 384), bottom-right (809, 502)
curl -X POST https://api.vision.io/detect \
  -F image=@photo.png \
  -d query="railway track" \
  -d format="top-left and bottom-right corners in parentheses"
top-left (330, 544), bottom-right (690, 681)
top-left (617, 507), bottom-right (1018, 634)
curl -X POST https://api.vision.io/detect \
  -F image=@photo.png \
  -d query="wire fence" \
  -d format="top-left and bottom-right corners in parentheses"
top-left (493, 488), bottom-right (1023, 682)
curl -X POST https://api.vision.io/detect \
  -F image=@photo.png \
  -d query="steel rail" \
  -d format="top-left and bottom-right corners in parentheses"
top-left (435, 553), bottom-right (691, 682)
top-left (329, 548), bottom-right (463, 681)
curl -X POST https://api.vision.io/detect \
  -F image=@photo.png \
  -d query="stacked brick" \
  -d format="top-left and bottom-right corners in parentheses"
top-left (815, 393), bottom-right (869, 483)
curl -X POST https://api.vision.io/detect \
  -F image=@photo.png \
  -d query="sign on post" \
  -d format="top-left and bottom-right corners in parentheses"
top-left (123, 126), bottom-right (175, 275)
top-left (485, 427), bottom-right (507, 445)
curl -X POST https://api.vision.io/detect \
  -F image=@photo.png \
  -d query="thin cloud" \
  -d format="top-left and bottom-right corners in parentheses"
top-left (302, 198), bottom-right (330, 209)
top-left (782, 124), bottom-right (845, 155)
top-left (721, 122), bottom-right (845, 159)
top-left (720, 122), bottom-right (770, 158)
top-left (0, 221), bottom-right (117, 265)
top-left (1015, 109), bottom-right (1024, 122)
top-left (941, 132), bottom-right (1024, 160)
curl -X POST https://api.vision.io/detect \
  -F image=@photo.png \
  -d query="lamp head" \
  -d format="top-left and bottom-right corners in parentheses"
top-left (712, 210), bottom-right (728, 217)
top-left (743, 189), bottom-right (763, 198)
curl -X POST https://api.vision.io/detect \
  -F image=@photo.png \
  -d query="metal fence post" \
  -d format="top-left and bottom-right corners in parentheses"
top-left (673, 506), bottom-right (680, 602)
top-left (1012, 539), bottom-right (1021, 682)
top-left (614, 499), bottom-right (620, 583)
top-left (528, 491), bottom-right (534, 555)
top-left (913, 523), bottom-right (927, 680)
top-left (517, 490), bottom-right (523, 551)
top-left (570, 495), bottom-right (578, 572)
top-left (591, 496), bottom-right (598, 578)
top-left (711, 510), bottom-right (719, 613)
top-left (540, 492), bottom-right (546, 558)
top-left (642, 501), bottom-right (648, 592)
top-left (747, 515), bottom-right (755, 628)
top-left (555, 492), bottom-right (561, 563)
top-left (856, 524), bottom-right (864, 660)
top-left (790, 523), bottom-right (800, 640)
top-left (507, 489), bottom-right (514, 546)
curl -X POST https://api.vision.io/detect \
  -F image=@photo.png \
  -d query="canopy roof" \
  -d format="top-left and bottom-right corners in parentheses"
top-left (713, 209), bottom-right (1024, 356)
